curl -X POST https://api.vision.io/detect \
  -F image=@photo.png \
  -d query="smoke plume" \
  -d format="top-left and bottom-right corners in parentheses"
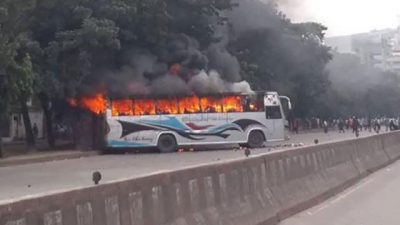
top-left (100, 0), bottom-right (312, 98)
top-left (104, 31), bottom-right (252, 97)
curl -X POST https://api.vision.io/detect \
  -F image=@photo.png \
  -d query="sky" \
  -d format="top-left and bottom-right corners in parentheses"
top-left (281, 0), bottom-right (400, 37)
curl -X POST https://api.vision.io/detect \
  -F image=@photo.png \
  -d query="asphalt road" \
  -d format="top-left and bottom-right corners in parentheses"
top-left (280, 157), bottom-right (400, 225)
top-left (0, 129), bottom-right (383, 203)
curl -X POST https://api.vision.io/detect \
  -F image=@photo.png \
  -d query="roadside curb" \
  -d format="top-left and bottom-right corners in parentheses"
top-left (0, 151), bottom-right (100, 167)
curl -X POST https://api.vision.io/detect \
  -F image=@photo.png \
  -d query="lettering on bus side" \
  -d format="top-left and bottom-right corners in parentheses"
top-left (181, 115), bottom-right (232, 122)
top-left (124, 136), bottom-right (154, 142)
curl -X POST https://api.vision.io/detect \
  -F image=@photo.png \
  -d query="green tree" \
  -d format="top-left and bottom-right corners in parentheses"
top-left (8, 54), bottom-right (36, 149)
top-left (0, 0), bottom-right (37, 149)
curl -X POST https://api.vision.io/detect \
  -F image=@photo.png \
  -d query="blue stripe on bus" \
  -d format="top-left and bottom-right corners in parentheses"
top-left (141, 117), bottom-right (189, 131)
top-left (209, 123), bottom-right (242, 133)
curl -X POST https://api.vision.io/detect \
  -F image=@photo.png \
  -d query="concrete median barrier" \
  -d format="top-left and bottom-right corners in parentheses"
top-left (352, 135), bottom-right (390, 175)
top-left (2, 131), bottom-right (400, 225)
top-left (381, 131), bottom-right (400, 162)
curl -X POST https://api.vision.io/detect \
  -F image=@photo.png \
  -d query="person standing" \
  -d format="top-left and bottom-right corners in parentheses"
top-left (33, 123), bottom-right (39, 140)
top-left (367, 117), bottom-right (372, 132)
top-left (385, 118), bottom-right (390, 132)
top-left (293, 118), bottom-right (300, 134)
top-left (389, 119), bottom-right (395, 131)
top-left (323, 120), bottom-right (329, 133)
top-left (373, 119), bottom-right (381, 134)
top-left (338, 118), bottom-right (345, 133)
top-left (352, 116), bottom-right (360, 137)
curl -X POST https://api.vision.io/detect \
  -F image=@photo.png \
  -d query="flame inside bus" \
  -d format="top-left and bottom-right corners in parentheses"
top-left (69, 93), bottom-right (262, 116)
top-left (111, 95), bottom-right (249, 116)
top-left (68, 93), bottom-right (107, 115)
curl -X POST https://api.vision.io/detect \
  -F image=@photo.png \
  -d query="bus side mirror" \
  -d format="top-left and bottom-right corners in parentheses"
top-left (288, 101), bottom-right (292, 110)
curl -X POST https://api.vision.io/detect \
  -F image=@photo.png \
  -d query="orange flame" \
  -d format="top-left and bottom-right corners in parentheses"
top-left (111, 95), bottom-right (245, 116)
top-left (178, 96), bottom-right (201, 114)
top-left (68, 93), bottom-right (107, 115)
top-left (70, 93), bottom-right (254, 116)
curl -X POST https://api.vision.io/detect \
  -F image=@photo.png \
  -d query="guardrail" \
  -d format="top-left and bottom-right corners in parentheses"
top-left (1, 131), bottom-right (400, 225)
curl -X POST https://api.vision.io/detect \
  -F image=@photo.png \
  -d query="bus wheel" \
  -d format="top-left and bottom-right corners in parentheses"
top-left (157, 134), bottom-right (178, 153)
top-left (247, 131), bottom-right (265, 149)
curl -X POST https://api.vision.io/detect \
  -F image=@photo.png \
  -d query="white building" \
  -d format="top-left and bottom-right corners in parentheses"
top-left (350, 25), bottom-right (400, 74)
top-left (327, 22), bottom-right (400, 74)
top-left (1, 106), bottom-right (45, 143)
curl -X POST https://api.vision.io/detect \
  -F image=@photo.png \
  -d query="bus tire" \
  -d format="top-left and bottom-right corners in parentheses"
top-left (247, 130), bottom-right (265, 149)
top-left (157, 134), bottom-right (178, 153)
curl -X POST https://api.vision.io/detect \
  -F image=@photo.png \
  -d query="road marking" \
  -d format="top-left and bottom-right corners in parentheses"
top-left (307, 177), bottom-right (375, 216)
top-left (307, 203), bottom-right (330, 215)
top-left (330, 178), bottom-right (374, 204)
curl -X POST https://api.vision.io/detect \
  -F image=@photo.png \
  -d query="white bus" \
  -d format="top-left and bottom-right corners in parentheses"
top-left (105, 92), bottom-right (291, 152)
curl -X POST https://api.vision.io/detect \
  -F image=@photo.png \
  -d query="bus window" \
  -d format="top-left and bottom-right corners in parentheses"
top-left (156, 99), bottom-right (179, 115)
top-left (179, 96), bottom-right (201, 114)
top-left (265, 106), bottom-right (282, 119)
top-left (242, 95), bottom-right (263, 112)
top-left (200, 97), bottom-right (223, 113)
top-left (223, 96), bottom-right (243, 113)
top-left (112, 99), bottom-right (134, 116)
top-left (134, 99), bottom-right (156, 116)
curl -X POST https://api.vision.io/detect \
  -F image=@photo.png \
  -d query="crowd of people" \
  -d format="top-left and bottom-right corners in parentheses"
top-left (290, 117), bottom-right (400, 135)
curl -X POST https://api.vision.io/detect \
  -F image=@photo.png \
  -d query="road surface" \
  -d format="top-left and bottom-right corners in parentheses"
top-left (0, 130), bottom-right (383, 203)
top-left (280, 157), bottom-right (400, 225)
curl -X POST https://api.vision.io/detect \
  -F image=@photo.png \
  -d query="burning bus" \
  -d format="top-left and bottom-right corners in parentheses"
top-left (94, 91), bottom-right (291, 153)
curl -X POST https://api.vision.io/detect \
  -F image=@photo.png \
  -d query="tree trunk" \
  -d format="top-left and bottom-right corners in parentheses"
top-left (38, 93), bottom-right (55, 148)
top-left (20, 99), bottom-right (35, 150)
top-left (72, 110), bottom-right (80, 149)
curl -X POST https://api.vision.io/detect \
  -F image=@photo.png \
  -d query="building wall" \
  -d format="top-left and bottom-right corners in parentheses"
top-left (350, 27), bottom-right (400, 74)
top-left (3, 111), bottom-right (44, 142)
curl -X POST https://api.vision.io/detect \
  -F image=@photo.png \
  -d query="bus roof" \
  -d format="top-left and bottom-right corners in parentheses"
top-left (108, 91), bottom-right (270, 100)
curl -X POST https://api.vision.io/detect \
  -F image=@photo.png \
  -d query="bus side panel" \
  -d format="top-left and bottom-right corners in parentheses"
top-left (269, 119), bottom-right (285, 141)
top-left (227, 112), bottom-right (271, 143)
top-left (163, 114), bottom-right (193, 146)
top-left (105, 116), bottom-right (159, 149)
top-left (176, 113), bottom-right (229, 145)
top-left (105, 111), bottom-right (281, 148)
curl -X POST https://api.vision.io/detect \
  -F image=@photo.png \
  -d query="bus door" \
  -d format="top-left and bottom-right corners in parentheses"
top-left (264, 93), bottom-right (285, 141)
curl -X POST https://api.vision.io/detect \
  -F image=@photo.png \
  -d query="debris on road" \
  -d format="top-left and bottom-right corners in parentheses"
top-left (92, 171), bottom-right (102, 185)
top-left (245, 148), bottom-right (251, 157)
